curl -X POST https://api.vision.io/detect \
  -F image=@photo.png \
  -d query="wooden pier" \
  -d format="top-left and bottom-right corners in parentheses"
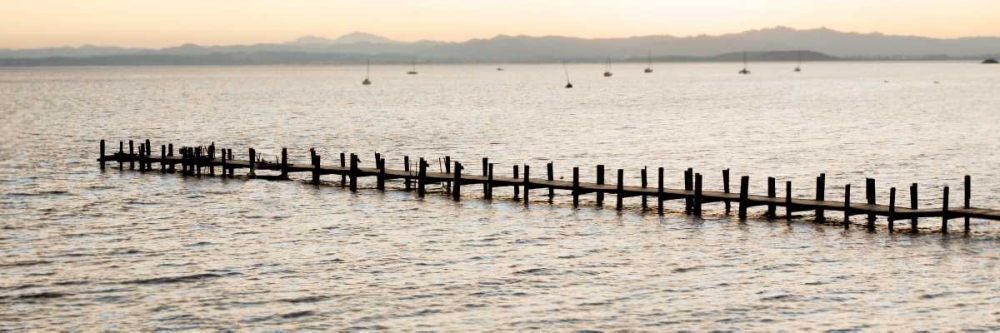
top-left (98, 139), bottom-right (1000, 234)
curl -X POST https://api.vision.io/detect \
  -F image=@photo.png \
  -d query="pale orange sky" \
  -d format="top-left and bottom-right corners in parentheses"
top-left (2, 0), bottom-right (999, 49)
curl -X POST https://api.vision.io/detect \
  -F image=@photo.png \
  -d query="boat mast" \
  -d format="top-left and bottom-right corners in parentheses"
top-left (564, 61), bottom-right (571, 83)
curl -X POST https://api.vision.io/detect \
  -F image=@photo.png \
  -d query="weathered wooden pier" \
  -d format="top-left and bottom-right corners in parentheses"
top-left (98, 139), bottom-right (1000, 234)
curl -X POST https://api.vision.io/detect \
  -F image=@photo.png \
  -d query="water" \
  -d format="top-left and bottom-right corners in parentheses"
top-left (1, 63), bottom-right (998, 330)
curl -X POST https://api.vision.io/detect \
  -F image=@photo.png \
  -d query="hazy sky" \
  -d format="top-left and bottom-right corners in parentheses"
top-left (2, 0), bottom-right (999, 49)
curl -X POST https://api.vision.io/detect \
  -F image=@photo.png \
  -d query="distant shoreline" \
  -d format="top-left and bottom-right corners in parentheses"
top-left (0, 51), bottom-right (992, 67)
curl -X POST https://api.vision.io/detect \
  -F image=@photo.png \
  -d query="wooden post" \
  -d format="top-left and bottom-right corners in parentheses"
top-left (596, 165), bottom-right (605, 207)
top-left (657, 167), bottom-right (664, 215)
top-left (138, 142), bottom-right (144, 170)
top-left (452, 161), bottom-right (462, 201)
top-left (418, 158), bottom-right (426, 197)
top-left (190, 147), bottom-right (195, 175)
top-left (138, 144), bottom-right (145, 172)
top-left (484, 158), bottom-right (490, 197)
top-left (694, 173), bottom-right (703, 216)
top-left (572, 167), bottom-right (580, 208)
top-left (180, 148), bottom-right (187, 175)
top-left (513, 165), bottom-right (519, 200)
top-left (377, 158), bottom-right (386, 190)
top-left (616, 169), bottom-right (624, 210)
top-left (144, 143), bottom-right (151, 171)
top-left (888, 187), bottom-right (897, 233)
top-left (866, 178), bottom-right (876, 230)
top-left (964, 175), bottom-right (971, 233)
top-left (190, 147), bottom-right (196, 175)
top-left (785, 181), bottom-right (792, 221)
top-left (160, 145), bottom-right (166, 173)
top-left (486, 163), bottom-right (493, 200)
top-left (195, 147), bottom-right (202, 176)
top-left (816, 173), bottom-right (826, 221)
top-left (910, 183), bottom-right (919, 233)
top-left (129, 140), bottom-right (135, 170)
top-left (445, 156), bottom-right (452, 193)
top-left (189, 147), bottom-right (195, 175)
top-left (340, 153), bottom-right (347, 187)
top-left (641, 167), bottom-right (648, 210)
top-left (99, 140), bottom-right (106, 170)
top-left (207, 144), bottom-right (214, 175)
top-left (310, 148), bottom-right (316, 164)
top-left (248, 148), bottom-right (256, 178)
top-left (280, 148), bottom-right (288, 179)
top-left (722, 169), bottom-right (731, 214)
top-left (684, 168), bottom-right (693, 213)
top-left (191, 147), bottom-right (197, 176)
top-left (547, 162), bottom-right (555, 203)
top-left (312, 155), bottom-right (321, 185)
top-left (222, 149), bottom-right (229, 176)
top-left (738, 176), bottom-right (749, 219)
top-left (139, 142), bottom-right (144, 171)
top-left (165, 144), bottom-right (173, 173)
top-left (844, 184), bottom-right (851, 228)
top-left (349, 154), bottom-right (358, 192)
top-left (766, 177), bottom-right (776, 218)
top-left (221, 147), bottom-right (227, 177)
top-left (118, 141), bottom-right (124, 170)
top-left (523, 164), bottom-right (530, 205)
top-left (404, 156), bottom-right (411, 190)
top-left (942, 186), bottom-right (949, 234)
top-left (145, 143), bottom-right (152, 171)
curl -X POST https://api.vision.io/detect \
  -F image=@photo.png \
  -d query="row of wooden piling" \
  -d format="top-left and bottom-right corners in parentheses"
top-left (99, 139), bottom-right (988, 234)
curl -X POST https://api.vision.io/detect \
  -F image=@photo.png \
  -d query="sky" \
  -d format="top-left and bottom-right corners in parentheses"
top-left (2, 0), bottom-right (999, 49)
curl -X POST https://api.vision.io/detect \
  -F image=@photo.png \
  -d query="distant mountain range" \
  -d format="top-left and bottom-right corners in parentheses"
top-left (1, 26), bottom-right (997, 66)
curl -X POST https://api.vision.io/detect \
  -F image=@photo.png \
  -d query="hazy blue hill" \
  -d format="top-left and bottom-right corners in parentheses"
top-left (1, 27), bottom-right (998, 65)
top-left (710, 50), bottom-right (837, 62)
top-left (0, 44), bottom-right (143, 59)
top-left (288, 32), bottom-right (401, 45)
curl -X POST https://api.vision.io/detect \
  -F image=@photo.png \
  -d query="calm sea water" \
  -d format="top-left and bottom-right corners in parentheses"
top-left (1, 63), bottom-right (998, 330)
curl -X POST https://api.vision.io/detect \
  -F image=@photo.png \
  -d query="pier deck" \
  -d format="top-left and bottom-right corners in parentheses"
top-left (98, 139), bottom-right (1000, 234)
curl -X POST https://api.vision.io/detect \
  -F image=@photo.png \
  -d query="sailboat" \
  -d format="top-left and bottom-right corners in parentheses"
top-left (738, 51), bottom-right (751, 75)
top-left (644, 50), bottom-right (653, 73)
top-left (362, 60), bottom-right (372, 85)
top-left (603, 57), bottom-right (613, 77)
top-left (794, 51), bottom-right (802, 72)
top-left (406, 60), bottom-right (418, 75)
top-left (563, 62), bottom-right (573, 89)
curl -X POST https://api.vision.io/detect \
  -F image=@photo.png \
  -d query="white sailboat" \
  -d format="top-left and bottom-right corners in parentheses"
top-left (603, 57), bottom-right (613, 77)
top-left (362, 60), bottom-right (372, 85)
top-left (738, 52), bottom-right (751, 75)
top-left (406, 60), bottom-right (418, 75)
top-left (794, 51), bottom-right (802, 72)
top-left (644, 50), bottom-right (653, 73)
top-left (563, 61), bottom-right (573, 88)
